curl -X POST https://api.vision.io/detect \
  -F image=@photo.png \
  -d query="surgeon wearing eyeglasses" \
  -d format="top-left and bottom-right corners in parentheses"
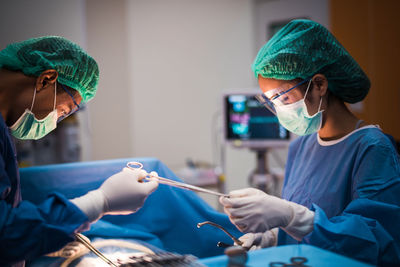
top-left (0, 36), bottom-right (158, 266)
top-left (219, 19), bottom-right (400, 266)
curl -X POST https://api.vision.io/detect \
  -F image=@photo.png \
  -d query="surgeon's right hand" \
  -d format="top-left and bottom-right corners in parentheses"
top-left (237, 228), bottom-right (278, 251)
top-left (70, 168), bottom-right (158, 222)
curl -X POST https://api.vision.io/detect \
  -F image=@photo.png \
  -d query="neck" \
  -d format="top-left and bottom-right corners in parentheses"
top-left (318, 97), bottom-right (361, 141)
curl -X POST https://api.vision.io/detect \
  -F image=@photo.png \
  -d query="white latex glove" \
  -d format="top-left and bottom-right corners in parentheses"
top-left (238, 228), bottom-right (278, 251)
top-left (46, 235), bottom-right (89, 258)
top-left (219, 188), bottom-right (314, 240)
top-left (71, 168), bottom-right (158, 221)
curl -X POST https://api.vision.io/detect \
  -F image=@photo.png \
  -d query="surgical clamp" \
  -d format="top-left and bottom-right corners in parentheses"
top-left (126, 162), bottom-right (229, 197)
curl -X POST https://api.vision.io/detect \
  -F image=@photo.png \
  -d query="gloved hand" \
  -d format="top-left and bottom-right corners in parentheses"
top-left (71, 168), bottom-right (158, 221)
top-left (237, 228), bottom-right (278, 251)
top-left (46, 235), bottom-right (90, 258)
top-left (219, 188), bottom-right (314, 240)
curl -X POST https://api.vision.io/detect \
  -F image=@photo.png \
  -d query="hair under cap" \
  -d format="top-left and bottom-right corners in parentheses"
top-left (252, 19), bottom-right (370, 103)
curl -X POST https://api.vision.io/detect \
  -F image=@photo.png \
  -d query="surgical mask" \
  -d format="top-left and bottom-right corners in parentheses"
top-left (10, 84), bottom-right (58, 140)
top-left (275, 80), bottom-right (323, 136)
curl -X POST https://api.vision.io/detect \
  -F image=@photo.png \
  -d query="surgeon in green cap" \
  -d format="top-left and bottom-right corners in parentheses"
top-left (219, 20), bottom-right (400, 265)
top-left (0, 36), bottom-right (158, 266)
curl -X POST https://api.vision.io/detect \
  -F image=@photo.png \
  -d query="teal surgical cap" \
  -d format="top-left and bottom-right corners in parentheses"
top-left (252, 19), bottom-right (370, 103)
top-left (0, 36), bottom-right (99, 103)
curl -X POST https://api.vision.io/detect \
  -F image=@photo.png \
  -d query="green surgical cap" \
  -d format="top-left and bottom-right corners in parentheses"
top-left (0, 36), bottom-right (99, 103)
top-left (252, 19), bottom-right (370, 103)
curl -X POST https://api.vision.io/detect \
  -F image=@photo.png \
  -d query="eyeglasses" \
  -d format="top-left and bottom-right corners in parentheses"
top-left (57, 84), bottom-right (80, 123)
top-left (255, 77), bottom-right (312, 115)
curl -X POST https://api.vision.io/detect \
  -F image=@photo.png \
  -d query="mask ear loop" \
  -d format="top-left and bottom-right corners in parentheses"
top-left (303, 79), bottom-right (324, 113)
top-left (311, 78), bottom-right (324, 113)
top-left (303, 79), bottom-right (313, 99)
top-left (53, 82), bottom-right (57, 111)
top-left (29, 88), bottom-right (37, 111)
top-left (29, 83), bottom-right (57, 112)
top-left (317, 94), bottom-right (323, 113)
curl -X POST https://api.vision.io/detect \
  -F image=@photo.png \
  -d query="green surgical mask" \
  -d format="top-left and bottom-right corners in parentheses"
top-left (10, 84), bottom-right (58, 140)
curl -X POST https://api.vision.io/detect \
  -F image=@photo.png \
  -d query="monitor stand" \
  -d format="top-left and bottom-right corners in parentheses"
top-left (248, 148), bottom-right (280, 196)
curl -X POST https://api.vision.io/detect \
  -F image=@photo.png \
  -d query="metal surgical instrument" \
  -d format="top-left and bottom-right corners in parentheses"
top-left (126, 162), bottom-right (229, 197)
top-left (197, 221), bottom-right (243, 246)
top-left (74, 233), bottom-right (118, 267)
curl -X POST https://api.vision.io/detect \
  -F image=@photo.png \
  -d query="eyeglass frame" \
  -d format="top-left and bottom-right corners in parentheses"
top-left (256, 76), bottom-right (313, 115)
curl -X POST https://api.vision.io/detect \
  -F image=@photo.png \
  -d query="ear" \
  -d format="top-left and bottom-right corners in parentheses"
top-left (312, 74), bottom-right (328, 97)
top-left (35, 69), bottom-right (58, 92)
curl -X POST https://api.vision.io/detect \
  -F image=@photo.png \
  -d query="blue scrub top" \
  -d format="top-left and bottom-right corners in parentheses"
top-left (0, 114), bottom-right (89, 266)
top-left (280, 126), bottom-right (400, 266)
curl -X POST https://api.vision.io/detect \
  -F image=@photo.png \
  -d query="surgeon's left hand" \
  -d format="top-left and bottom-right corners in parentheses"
top-left (219, 188), bottom-right (314, 240)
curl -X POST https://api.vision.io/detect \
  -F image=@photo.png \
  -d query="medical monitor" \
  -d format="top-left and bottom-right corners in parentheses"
top-left (223, 89), bottom-right (291, 149)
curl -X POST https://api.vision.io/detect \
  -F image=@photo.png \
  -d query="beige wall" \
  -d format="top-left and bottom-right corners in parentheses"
top-left (0, 0), bottom-right (86, 49)
top-left (85, 0), bottom-right (133, 160)
top-left (125, 0), bottom-right (255, 168)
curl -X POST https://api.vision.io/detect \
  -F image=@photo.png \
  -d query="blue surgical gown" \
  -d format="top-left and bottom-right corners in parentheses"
top-left (280, 126), bottom-right (400, 266)
top-left (0, 114), bottom-right (89, 266)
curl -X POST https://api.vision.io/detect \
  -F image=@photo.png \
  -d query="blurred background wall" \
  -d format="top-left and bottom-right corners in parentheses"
top-left (1, 0), bottom-right (397, 207)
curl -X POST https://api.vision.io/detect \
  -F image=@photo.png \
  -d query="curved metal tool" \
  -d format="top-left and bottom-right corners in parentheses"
top-left (197, 221), bottom-right (243, 246)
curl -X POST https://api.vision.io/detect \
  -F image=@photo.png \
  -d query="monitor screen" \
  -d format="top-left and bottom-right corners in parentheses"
top-left (223, 90), bottom-right (290, 148)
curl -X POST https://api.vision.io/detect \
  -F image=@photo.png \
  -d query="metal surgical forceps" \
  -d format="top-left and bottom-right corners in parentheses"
top-left (126, 162), bottom-right (229, 197)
